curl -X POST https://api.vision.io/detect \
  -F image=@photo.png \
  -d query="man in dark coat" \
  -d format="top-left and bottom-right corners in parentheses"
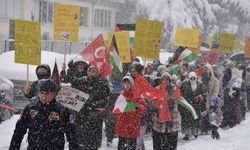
top-left (23, 64), bottom-right (51, 99)
top-left (60, 59), bottom-right (89, 84)
top-left (72, 65), bottom-right (110, 150)
top-left (9, 79), bottom-right (79, 150)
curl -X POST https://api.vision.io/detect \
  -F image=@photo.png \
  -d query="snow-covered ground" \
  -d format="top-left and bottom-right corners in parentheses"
top-left (1, 113), bottom-right (250, 150)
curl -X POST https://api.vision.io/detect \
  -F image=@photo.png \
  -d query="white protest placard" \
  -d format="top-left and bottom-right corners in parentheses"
top-left (56, 87), bottom-right (90, 112)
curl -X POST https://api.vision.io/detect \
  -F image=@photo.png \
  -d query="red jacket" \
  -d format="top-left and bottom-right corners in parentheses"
top-left (115, 89), bottom-right (147, 138)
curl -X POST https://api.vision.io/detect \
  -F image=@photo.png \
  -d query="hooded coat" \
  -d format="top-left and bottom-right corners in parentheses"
top-left (24, 64), bottom-right (51, 99)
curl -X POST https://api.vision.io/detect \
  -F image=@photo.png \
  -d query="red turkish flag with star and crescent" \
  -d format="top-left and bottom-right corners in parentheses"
top-left (80, 34), bottom-right (112, 77)
top-left (133, 74), bottom-right (172, 122)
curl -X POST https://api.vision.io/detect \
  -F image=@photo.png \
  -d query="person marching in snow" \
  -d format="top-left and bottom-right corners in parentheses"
top-left (9, 79), bottom-right (78, 149)
top-left (72, 65), bottom-right (110, 150)
top-left (115, 76), bottom-right (147, 150)
top-left (60, 59), bottom-right (89, 84)
top-left (179, 72), bottom-right (206, 140)
top-left (201, 96), bottom-right (223, 139)
top-left (200, 64), bottom-right (220, 134)
top-left (151, 72), bottom-right (180, 150)
top-left (23, 64), bottom-right (51, 99)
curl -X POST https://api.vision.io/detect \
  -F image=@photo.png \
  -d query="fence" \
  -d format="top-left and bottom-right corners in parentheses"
top-left (0, 40), bottom-right (91, 55)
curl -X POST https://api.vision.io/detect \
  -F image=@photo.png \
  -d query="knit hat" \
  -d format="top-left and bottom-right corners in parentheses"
top-left (210, 96), bottom-right (222, 106)
top-left (130, 62), bottom-right (144, 73)
top-left (40, 79), bottom-right (57, 92)
top-left (122, 76), bottom-right (134, 88)
top-left (157, 65), bottom-right (168, 77)
top-left (188, 72), bottom-right (197, 79)
top-left (161, 72), bottom-right (171, 80)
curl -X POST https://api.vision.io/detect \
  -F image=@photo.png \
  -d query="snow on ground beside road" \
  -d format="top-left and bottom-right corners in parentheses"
top-left (1, 113), bottom-right (250, 150)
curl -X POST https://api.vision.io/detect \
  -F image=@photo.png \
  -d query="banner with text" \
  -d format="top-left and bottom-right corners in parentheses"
top-left (14, 20), bottom-right (41, 65)
top-left (53, 4), bottom-right (80, 42)
top-left (114, 31), bottom-right (131, 63)
top-left (134, 19), bottom-right (163, 60)
top-left (56, 87), bottom-right (90, 112)
top-left (219, 33), bottom-right (235, 53)
top-left (174, 28), bottom-right (200, 48)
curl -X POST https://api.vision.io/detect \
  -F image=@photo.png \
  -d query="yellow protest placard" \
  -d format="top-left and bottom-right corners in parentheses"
top-left (14, 20), bottom-right (41, 65)
top-left (174, 28), bottom-right (200, 48)
top-left (105, 32), bottom-right (114, 49)
top-left (53, 4), bottom-right (80, 42)
top-left (244, 37), bottom-right (250, 58)
top-left (219, 32), bottom-right (235, 53)
top-left (134, 19), bottom-right (163, 60)
top-left (114, 31), bottom-right (131, 63)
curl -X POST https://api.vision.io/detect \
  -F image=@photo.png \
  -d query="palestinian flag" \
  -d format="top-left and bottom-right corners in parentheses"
top-left (109, 49), bottom-right (123, 78)
top-left (169, 64), bottom-right (180, 75)
top-left (169, 47), bottom-right (197, 64)
top-left (112, 94), bottom-right (137, 114)
top-left (106, 35), bottom-right (123, 78)
top-left (115, 24), bottom-right (135, 44)
top-left (173, 87), bottom-right (198, 120)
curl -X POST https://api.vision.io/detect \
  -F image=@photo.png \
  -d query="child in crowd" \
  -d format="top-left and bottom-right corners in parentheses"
top-left (201, 96), bottom-right (223, 139)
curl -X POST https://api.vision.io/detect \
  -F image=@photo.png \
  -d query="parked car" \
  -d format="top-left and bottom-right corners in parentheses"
top-left (0, 74), bottom-right (14, 123)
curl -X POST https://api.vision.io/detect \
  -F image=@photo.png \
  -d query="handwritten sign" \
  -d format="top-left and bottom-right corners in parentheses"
top-left (134, 19), bottom-right (163, 60)
top-left (14, 20), bottom-right (41, 65)
top-left (53, 4), bottom-right (80, 42)
top-left (56, 87), bottom-right (90, 112)
top-left (114, 31), bottom-right (131, 63)
top-left (219, 32), bottom-right (235, 53)
top-left (174, 28), bottom-right (200, 48)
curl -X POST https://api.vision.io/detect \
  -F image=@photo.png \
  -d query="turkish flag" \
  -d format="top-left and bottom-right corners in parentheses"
top-left (80, 34), bottom-right (112, 77)
top-left (133, 74), bottom-right (172, 122)
top-left (195, 66), bottom-right (206, 78)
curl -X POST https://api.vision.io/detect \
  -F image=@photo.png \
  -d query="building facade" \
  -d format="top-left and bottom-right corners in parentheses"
top-left (0, 0), bottom-right (125, 54)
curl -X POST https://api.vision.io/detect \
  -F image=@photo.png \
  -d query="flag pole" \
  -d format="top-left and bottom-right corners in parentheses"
top-left (26, 64), bottom-right (29, 84)
top-left (63, 39), bottom-right (67, 71)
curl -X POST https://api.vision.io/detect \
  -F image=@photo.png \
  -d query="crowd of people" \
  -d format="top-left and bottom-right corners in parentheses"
top-left (8, 47), bottom-right (250, 150)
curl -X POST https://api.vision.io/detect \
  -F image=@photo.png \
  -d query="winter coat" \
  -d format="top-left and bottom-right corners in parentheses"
top-left (9, 99), bottom-right (78, 150)
top-left (202, 106), bottom-right (223, 127)
top-left (206, 76), bottom-right (220, 108)
top-left (72, 76), bottom-right (110, 148)
top-left (152, 84), bottom-right (180, 133)
top-left (179, 80), bottom-right (206, 130)
top-left (115, 89), bottom-right (147, 138)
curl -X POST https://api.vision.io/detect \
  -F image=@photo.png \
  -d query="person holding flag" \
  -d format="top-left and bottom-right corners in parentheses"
top-left (113, 76), bottom-right (146, 150)
top-left (72, 65), bottom-right (110, 150)
top-left (151, 72), bottom-right (180, 150)
top-left (179, 71), bottom-right (206, 140)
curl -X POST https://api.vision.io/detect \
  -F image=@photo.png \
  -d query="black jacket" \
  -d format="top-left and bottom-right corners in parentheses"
top-left (9, 99), bottom-right (78, 150)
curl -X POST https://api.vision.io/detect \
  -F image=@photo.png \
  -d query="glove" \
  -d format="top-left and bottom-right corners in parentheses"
top-left (195, 95), bottom-right (203, 102)
top-left (166, 121), bottom-right (173, 128)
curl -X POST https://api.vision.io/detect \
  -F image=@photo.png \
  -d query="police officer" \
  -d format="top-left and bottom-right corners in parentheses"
top-left (9, 79), bottom-right (78, 150)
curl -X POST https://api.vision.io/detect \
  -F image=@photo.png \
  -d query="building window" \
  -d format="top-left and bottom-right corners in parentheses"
top-left (40, 1), bottom-right (54, 24)
top-left (94, 9), bottom-right (111, 28)
top-left (80, 7), bottom-right (89, 27)
top-left (0, 0), bottom-right (22, 19)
